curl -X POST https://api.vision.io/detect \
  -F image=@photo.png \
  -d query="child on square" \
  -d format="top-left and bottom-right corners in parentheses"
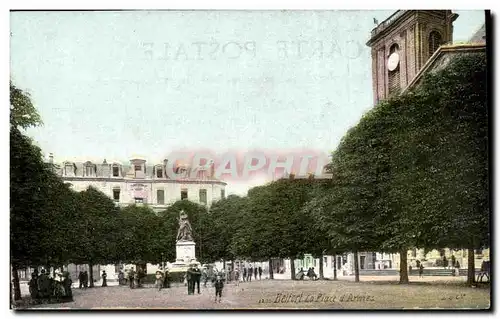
top-left (214, 273), bottom-right (224, 303)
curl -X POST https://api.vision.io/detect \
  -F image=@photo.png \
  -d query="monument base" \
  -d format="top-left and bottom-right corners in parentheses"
top-left (168, 240), bottom-right (200, 272)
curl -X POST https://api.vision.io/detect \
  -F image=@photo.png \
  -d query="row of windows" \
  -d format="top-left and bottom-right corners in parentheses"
top-left (111, 188), bottom-right (226, 205)
top-left (67, 165), bottom-right (181, 178)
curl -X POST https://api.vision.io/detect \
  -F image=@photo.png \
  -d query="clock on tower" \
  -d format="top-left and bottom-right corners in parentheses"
top-left (366, 10), bottom-right (458, 104)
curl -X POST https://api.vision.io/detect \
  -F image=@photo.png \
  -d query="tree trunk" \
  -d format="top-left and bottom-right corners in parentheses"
top-left (333, 255), bottom-right (338, 280)
top-left (290, 257), bottom-right (296, 280)
top-left (399, 249), bottom-right (409, 284)
top-left (222, 259), bottom-right (226, 271)
top-left (268, 259), bottom-right (274, 279)
top-left (353, 251), bottom-right (360, 282)
top-left (319, 256), bottom-right (324, 280)
top-left (467, 248), bottom-right (476, 286)
top-left (11, 264), bottom-right (22, 301)
top-left (89, 263), bottom-right (95, 288)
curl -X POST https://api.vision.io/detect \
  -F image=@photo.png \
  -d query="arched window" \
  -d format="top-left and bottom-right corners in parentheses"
top-left (388, 43), bottom-right (401, 95)
top-left (429, 31), bottom-right (443, 56)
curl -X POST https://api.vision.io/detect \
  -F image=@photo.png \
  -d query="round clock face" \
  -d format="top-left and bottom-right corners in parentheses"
top-left (388, 52), bottom-right (400, 71)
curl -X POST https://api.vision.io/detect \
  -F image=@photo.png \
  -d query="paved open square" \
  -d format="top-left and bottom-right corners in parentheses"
top-left (22, 277), bottom-right (490, 310)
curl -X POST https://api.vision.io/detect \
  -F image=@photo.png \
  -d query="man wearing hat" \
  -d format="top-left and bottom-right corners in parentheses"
top-left (192, 264), bottom-right (202, 294)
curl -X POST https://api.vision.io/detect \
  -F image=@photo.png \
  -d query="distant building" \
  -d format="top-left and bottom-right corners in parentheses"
top-left (54, 156), bottom-right (227, 212)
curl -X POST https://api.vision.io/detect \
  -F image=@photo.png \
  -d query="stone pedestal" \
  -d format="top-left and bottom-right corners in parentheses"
top-left (170, 240), bottom-right (199, 271)
top-left (176, 240), bottom-right (196, 263)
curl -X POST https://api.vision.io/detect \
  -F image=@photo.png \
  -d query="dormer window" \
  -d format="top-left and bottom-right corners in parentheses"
top-left (112, 164), bottom-right (120, 177)
top-left (64, 162), bottom-right (77, 177)
top-left (130, 159), bottom-right (146, 179)
top-left (155, 165), bottom-right (163, 178)
top-left (84, 161), bottom-right (96, 177)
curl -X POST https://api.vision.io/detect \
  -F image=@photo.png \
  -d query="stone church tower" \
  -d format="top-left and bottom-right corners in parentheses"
top-left (366, 10), bottom-right (459, 105)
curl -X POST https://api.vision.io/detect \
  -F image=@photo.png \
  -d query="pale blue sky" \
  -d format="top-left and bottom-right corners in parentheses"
top-left (10, 10), bottom-right (485, 194)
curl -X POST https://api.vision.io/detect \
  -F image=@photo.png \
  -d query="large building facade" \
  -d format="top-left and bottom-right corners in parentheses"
top-left (54, 156), bottom-right (227, 212)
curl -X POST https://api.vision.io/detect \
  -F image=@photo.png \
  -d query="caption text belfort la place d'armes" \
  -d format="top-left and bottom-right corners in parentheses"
top-left (259, 293), bottom-right (376, 304)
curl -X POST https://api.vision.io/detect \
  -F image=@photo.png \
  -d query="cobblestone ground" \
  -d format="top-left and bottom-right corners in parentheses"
top-left (20, 277), bottom-right (490, 310)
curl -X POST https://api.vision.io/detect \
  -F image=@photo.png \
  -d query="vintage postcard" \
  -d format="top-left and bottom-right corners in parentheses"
top-left (9, 7), bottom-right (490, 311)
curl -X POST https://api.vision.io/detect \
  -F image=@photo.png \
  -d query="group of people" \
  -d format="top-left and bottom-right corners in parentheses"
top-left (242, 266), bottom-right (263, 282)
top-left (77, 271), bottom-right (89, 288)
top-left (408, 264), bottom-right (425, 277)
top-left (296, 267), bottom-right (318, 280)
top-left (125, 267), bottom-right (152, 289)
top-left (28, 269), bottom-right (73, 303)
top-left (186, 264), bottom-right (202, 294)
top-left (163, 264), bottom-right (226, 303)
top-left (77, 270), bottom-right (107, 288)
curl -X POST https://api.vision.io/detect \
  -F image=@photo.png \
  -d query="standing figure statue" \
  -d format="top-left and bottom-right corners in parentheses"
top-left (176, 210), bottom-right (193, 241)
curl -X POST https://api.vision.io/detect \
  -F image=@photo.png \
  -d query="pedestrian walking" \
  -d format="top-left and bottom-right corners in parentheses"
top-left (28, 272), bottom-right (39, 299)
top-left (155, 271), bottom-right (163, 291)
top-left (455, 260), bottom-right (460, 276)
top-left (419, 264), bottom-right (424, 278)
top-left (193, 264), bottom-right (202, 294)
top-left (254, 266), bottom-right (258, 280)
top-left (235, 269), bottom-right (240, 286)
top-left (202, 268), bottom-right (208, 287)
top-left (78, 271), bottom-right (84, 289)
top-left (128, 268), bottom-right (135, 289)
top-left (258, 266), bottom-right (262, 280)
top-left (37, 269), bottom-right (50, 298)
top-left (248, 266), bottom-right (253, 282)
top-left (186, 265), bottom-right (194, 295)
top-left (83, 271), bottom-right (89, 289)
top-left (163, 269), bottom-right (171, 288)
top-left (118, 271), bottom-right (124, 285)
top-left (214, 274), bottom-right (224, 303)
top-left (101, 270), bottom-right (107, 287)
top-left (243, 267), bottom-right (247, 282)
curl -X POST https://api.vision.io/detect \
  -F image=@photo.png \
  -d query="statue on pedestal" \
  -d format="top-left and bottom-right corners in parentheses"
top-left (176, 210), bottom-right (193, 241)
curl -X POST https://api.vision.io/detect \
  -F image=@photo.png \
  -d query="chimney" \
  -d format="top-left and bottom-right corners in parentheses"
top-left (163, 159), bottom-right (169, 179)
top-left (209, 160), bottom-right (215, 178)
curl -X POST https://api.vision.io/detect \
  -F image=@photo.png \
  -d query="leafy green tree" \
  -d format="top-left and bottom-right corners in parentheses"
top-left (403, 53), bottom-right (489, 285)
top-left (230, 179), bottom-right (324, 280)
top-left (303, 182), bottom-right (351, 280)
top-left (72, 187), bottom-right (120, 287)
top-left (117, 205), bottom-right (166, 265)
top-left (10, 82), bottom-right (70, 300)
top-left (229, 185), bottom-right (280, 278)
top-left (202, 195), bottom-right (247, 265)
top-left (317, 53), bottom-right (488, 285)
top-left (10, 82), bottom-right (42, 129)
